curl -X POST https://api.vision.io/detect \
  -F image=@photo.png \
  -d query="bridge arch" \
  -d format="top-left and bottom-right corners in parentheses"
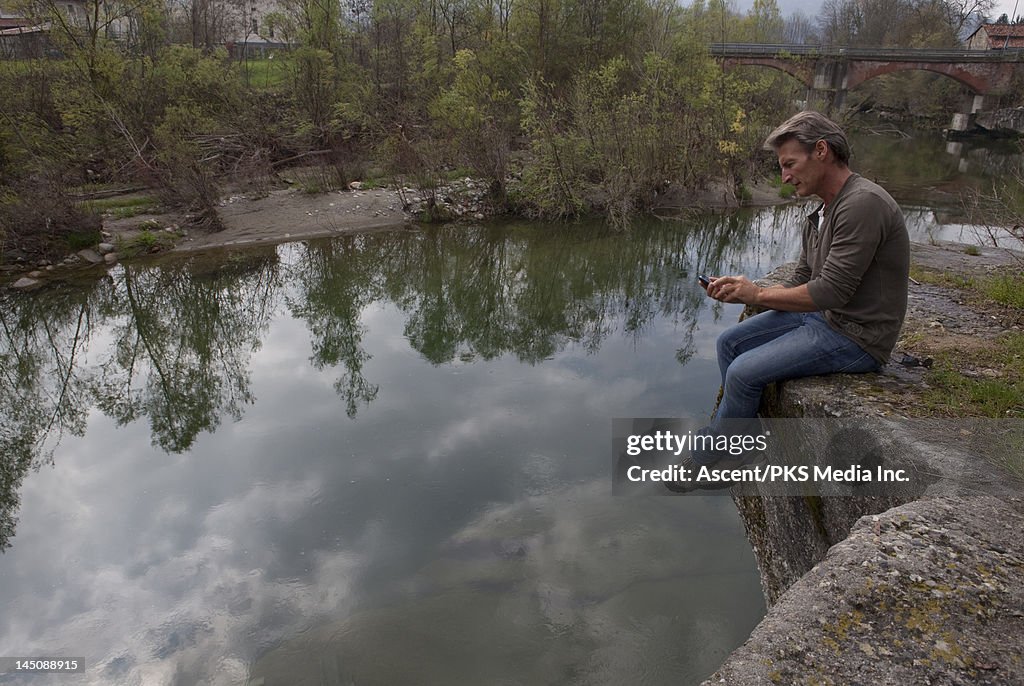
top-left (845, 61), bottom-right (988, 94)
top-left (719, 57), bottom-right (813, 88)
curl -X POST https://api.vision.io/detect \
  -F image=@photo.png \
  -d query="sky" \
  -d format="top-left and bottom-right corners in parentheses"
top-left (731, 0), bottom-right (1023, 25)
top-left (983, 0), bottom-right (1021, 20)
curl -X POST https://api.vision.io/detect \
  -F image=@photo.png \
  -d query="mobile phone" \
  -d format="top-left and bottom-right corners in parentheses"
top-left (698, 274), bottom-right (711, 288)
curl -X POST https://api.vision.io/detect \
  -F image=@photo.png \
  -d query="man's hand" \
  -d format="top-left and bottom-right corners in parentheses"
top-left (706, 275), bottom-right (761, 305)
top-left (703, 276), bottom-right (819, 312)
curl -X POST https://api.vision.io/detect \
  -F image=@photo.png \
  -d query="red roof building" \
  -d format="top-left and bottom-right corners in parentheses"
top-left (965, 24), bottom-right (1024, 50)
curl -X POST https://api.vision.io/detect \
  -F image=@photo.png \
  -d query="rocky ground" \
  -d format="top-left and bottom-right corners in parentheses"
top-left (707, 496), bottom-right (1024, 686)
top-left (905, 242), bottom-right (1023, 339)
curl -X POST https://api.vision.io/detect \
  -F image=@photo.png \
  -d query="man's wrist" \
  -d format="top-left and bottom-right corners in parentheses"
top-left (752, 286), bottom-right (765, 307)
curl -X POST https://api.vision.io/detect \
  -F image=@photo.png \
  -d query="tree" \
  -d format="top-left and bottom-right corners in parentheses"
top-left (818, 0), bottom-right (994, 46)
top-left (287, 240), bottom-right (381, 418)
top-left (819, 0), bottom-right (864, 44)
top-left (0, 285), bottom-right (98, 550)
top-left (436, 0), bottom-right (473, 56)
top-left (784, 10), bottom-right (816, 44)
top-left (745, 0), bottom-right (783, 43)
top-left (940, 0), bottom-right (995, 38)
top-left (430, 45), bottom-right (521, 196)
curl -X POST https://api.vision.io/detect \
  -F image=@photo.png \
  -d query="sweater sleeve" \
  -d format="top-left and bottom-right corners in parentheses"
top-left (783, 219), bottom-right (813, 287)
top-left (806, 192), bottom-right (885, 310)
top-left (783, 245), bottom-right (811, 287)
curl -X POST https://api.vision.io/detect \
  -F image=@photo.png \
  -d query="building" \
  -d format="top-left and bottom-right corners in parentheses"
top-left (1, 0), bottom-right (94, 29)
top-left (1, 0), bottom-right (28, 28)
top-left (1, 0), bottom-right (49, 57)
top-left (965, 23), bottom-right (1024, 50)
top-left (2, 0), bottom-right (288, 57)
top-left (0, 0), bottom-right (142, 57)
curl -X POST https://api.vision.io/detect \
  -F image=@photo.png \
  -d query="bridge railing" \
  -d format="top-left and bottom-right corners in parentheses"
top-left (710, 43), bottom-right (1024, 63)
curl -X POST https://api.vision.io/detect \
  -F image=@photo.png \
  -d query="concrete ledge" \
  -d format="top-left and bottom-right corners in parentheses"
top-left (706, 495), bottom-right (1024, 686)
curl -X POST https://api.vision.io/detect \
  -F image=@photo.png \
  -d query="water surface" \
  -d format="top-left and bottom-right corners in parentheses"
top-left (1, 214), bottom-right (804, 685)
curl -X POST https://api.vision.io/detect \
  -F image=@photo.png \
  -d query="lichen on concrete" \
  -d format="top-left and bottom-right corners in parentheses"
top-left (706, 496), bottom-right (1024, 686)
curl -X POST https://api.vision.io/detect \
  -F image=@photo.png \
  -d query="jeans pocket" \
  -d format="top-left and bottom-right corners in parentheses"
top-left (836, 351), bottom-right (878, 374)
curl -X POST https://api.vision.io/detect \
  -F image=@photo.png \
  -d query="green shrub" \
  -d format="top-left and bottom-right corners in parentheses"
top-left (738, 184), bottom-right (753, 204)
top-left (918, 332), bottom-right (1024, 419)
top-left (65, 229), bottom-right (103, 251)
top-left (137, 230), bottom-right (159, 247)
top-left (982, 273), bottom-right (1024, 309)
top-left (116, 228), bottom-right (175, 257)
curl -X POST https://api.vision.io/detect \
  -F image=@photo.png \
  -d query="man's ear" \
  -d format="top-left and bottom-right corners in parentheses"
top-left (815, 140), bottom-right (828, 160)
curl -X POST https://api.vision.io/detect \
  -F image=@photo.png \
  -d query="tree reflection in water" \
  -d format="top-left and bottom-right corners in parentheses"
top-left (0, 285), bottom-right (94, 551)
top-left (0, 212), bottom-right (778, 551)
top-left (0, 250), bottom-right (281, 550)
top-left (95, 252), bottom-right (281, 452)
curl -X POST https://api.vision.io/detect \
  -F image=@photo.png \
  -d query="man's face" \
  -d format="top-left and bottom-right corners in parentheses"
top-left (777, 138), bottom-right (826, 198)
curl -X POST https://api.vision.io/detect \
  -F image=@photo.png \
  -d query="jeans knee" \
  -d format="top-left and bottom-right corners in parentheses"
top-left (717, 361), bottom-right (767, 421)
top-left (723, 363), bottom-right (758, 396)
top-left (717, 329), bottom-right (736, 367)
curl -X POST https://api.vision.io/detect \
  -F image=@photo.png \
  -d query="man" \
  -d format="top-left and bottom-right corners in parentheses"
top-left (697, 111), bottom-right (909, 466)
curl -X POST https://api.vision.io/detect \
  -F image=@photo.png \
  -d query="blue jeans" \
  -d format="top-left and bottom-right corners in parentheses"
top-left (698, 311), bottom-right (879, 462)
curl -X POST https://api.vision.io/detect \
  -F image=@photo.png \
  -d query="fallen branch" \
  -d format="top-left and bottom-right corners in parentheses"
top-left (270, 149), bottom-right (333, 168)
top-left (70, 186), bottom-right (149, 200)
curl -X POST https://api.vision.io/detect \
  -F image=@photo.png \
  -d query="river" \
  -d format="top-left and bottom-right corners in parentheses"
top-left (0, 128), bottom-right (1019, 685)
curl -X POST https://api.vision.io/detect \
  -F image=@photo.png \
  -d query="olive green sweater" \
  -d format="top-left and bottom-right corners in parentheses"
top-left (783, 174), bottom-right (910, 364)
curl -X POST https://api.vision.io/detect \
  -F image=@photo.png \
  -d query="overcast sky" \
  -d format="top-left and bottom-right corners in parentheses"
top-left (730, 0), bottom-right (1023, 24)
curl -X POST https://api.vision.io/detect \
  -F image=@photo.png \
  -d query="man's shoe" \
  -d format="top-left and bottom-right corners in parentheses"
top-left (663, 449), bottom-right (767, 493)
top-left (715, 447), bottom-right (768, 471)
top-left (664, 454), bottom-right (733, 493)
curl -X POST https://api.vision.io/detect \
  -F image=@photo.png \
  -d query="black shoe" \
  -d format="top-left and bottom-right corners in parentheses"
top-left (664, 454), bottom-right (733, 493)
top-left (664, 450), bottom-right (767, 493)
top-left (718, 447), bottom-right (768, 471)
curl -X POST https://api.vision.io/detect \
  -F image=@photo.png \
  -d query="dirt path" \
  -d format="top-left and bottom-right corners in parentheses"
top-left (176, 188), bottom-right (410, 252)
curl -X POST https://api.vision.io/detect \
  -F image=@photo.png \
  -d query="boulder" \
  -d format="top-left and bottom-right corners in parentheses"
top-left (11, 277), bottom-right (41, 290)
top-left (76, 249), bottom-right (103, 264)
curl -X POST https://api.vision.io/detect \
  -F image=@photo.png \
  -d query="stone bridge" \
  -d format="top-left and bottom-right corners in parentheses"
top-left (710, 43), bottom-right (1024, 131)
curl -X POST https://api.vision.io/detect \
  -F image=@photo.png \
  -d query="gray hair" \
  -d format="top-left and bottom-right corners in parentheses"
top-left (764, 111), bottom-right (851, 166)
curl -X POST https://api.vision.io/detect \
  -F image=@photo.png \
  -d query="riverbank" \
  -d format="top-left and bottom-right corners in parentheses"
top-left (3, 176), bottom-right (791, 289)
top-left (705, 243), bottom-right (1024, 685)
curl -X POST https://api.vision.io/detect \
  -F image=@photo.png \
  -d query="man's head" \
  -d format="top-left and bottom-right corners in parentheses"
top-left (764, 111), bottom-right (851, 199)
